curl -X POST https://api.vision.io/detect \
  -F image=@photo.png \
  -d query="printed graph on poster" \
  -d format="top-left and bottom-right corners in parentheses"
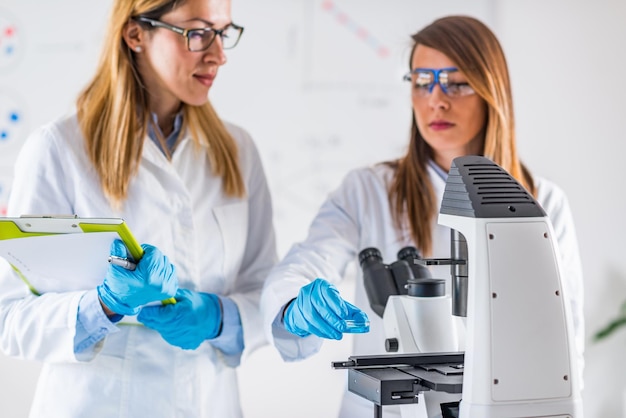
top-left (0, 90), bottom-right (26, 156)
top-left (0, 8), bottom-right (20, 72)
top-left (304, 0), bottom-right (396, 89)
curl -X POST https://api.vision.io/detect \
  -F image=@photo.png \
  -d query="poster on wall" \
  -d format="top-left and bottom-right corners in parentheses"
top-left (0, 2), bottom-right (108, 160)
top-left (213, 0), bottom-right (494, 252)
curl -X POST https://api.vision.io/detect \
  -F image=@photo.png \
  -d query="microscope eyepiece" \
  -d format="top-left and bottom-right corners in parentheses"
top-left (358, 247), bottom-right (396, 317)
top-left (397, 246), bottom-right (432, 280)
top-left (397, 246), bottom-right (420, 261)
top-left (358, 247), bottom-right (383, 266)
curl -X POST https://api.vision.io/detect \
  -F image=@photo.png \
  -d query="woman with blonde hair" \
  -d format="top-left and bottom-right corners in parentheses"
top-left (0, 0), bottom-right (277, 416)
top-left (261, 15), bottom-right (584, 417)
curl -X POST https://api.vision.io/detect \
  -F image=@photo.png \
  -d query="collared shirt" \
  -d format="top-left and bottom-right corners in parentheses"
top-left (147, 111), bottom-right (184, 155)
top-left (428, 159), bottom-right (448, 181)
top-left (75, 112), bottom-right (244, 356)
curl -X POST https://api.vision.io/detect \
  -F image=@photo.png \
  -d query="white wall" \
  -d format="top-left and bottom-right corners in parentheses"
top-left (0, 1), bottom-right (625, 417)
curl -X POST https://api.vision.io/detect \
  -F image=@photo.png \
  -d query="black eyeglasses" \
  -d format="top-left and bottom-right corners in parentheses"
top-left (134, 16), bottom-right (244, 51)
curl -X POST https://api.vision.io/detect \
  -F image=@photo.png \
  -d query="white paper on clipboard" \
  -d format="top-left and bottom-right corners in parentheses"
top-left (0, 232), bottom-right (118, 294)
top-left (0, 216), bottom-right (173, 323)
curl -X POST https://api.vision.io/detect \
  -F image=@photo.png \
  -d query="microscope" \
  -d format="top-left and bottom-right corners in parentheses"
top-left (333, 155), bottom-right (582, 418)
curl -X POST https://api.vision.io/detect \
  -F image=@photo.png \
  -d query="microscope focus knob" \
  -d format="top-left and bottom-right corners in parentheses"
top-left (385, 338), bottom-right (399, 352)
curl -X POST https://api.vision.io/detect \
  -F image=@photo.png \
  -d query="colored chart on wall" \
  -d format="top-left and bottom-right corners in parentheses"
top-left (303, 0), bottom-right (396, 87)
top-left (0, 90), bottom-right (26, 156)
top-left (0, 10), bottom-right (20, 71)
top-left (0, 1), bottom-right (108, 163)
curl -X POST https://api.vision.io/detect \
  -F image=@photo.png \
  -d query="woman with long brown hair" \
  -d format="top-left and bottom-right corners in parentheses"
top-left (262, 15), bottom-right (584, 418)
top-left (0, 0), bottom-right (277, 416)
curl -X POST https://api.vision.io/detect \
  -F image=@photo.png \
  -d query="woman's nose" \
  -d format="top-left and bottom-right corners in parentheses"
top-left (203, 38), bottom-right (227, 66)
top-left (428, 84), bottom-right (450, 110)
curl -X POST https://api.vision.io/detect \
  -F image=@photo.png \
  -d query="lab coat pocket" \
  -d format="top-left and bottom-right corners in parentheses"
top-left (213, 202), bottom-right (248, 286)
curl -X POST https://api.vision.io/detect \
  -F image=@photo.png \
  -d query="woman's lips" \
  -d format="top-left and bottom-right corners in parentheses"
top-left (429, 121), bottom-right (454, 131)
top-left (194, 74), bottom-right (215, 87)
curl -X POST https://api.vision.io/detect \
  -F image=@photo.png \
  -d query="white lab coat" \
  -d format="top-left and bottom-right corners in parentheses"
top-left (0, 114), bottom-right (277, 417)
top-left (261, 162), bottom-right (584, 418)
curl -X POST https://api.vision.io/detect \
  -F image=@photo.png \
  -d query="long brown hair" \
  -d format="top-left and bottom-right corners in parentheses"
top-left (76, 0), bottom-right (244, 208)
top-left (389, 15), bottom-right (535, 256)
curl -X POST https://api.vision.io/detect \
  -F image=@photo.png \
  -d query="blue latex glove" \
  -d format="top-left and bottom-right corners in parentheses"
top-left (97, 239), bottom-right (178, 316)
top-left (137, 288), bottom-right (223, 350)
top-left (283, 278), bottom-right (369, 340)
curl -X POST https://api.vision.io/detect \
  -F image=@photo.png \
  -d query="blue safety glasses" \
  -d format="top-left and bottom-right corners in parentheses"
top-left (403, 67), bottom-right (475, 98)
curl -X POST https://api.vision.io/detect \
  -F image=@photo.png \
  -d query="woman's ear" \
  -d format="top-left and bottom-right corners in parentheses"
top-left (122, 19), bottom-right (144, 52)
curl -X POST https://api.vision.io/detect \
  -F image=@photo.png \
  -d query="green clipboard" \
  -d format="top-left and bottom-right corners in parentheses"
top-left (0, 216), bottom-right (174, 308)
top-left (0, 216), bottom-right (143, 259)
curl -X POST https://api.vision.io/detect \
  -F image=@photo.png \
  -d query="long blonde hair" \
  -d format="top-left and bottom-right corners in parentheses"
top-left (76, 0), bottom-right (244, 208)
top-left (388, 15), bottom-right (535, 256)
